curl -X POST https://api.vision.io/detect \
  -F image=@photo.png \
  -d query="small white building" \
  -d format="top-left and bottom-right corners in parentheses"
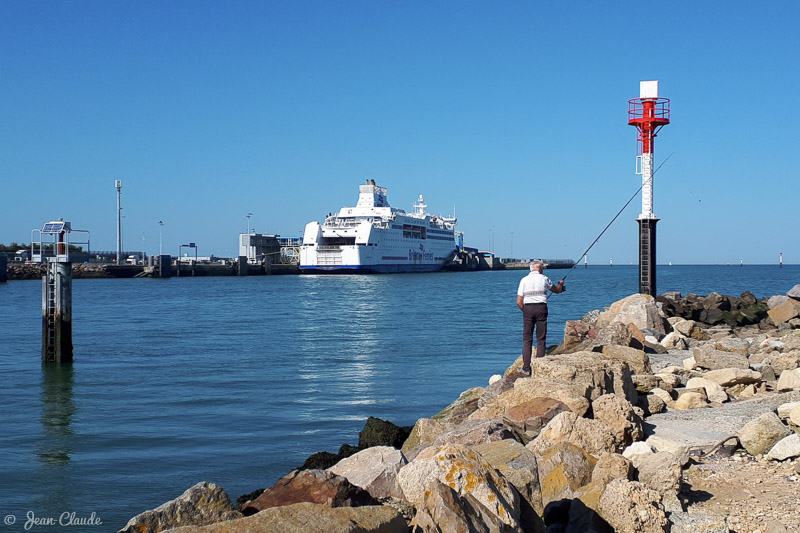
top-left (239, 233), bottom-right (281, 264)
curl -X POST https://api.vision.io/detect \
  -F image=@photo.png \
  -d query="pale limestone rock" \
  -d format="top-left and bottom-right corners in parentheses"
top-left (790, 405), bottom-right (800, 426)
top-left (634, 451), bottom-right (683, 508)
top-left (396, 443), bottom-right (520, 529)
top-left (765, 433), bottom-right (800, 461)
top-left (702, 367), bottom-right (762, 387)
top-left (622, 441), bottom-right (654, 467)
top-left (467, 377), bottom-right (590, 420)
top-left (777, 368), bottom-right (800, 391)
top-left (768, 295), bottom-right (790, 310)
top-left (473, 439), bottom-right (544, 525)
top-left (600, 344), bottom-right (651, 374)
top-left (644, 436), bottom-right (691, 466)
top-left (637, 392), bottom-right (667, 416)
top-left (427, 418), bottom-right (517, 451)
top-left (591, 394), bottom-right (644, 448)
top-left (674, 319), bottom-right (704, 339)
top-left (788, 284), bottom-right (800, 300)
top-left (527, 411), bottom-right (616, 456)
top-left (166, 502), bottom-right (406, 533)
top-left (411, 481), bottom-right (508, 533)
top-left (683, 356), bottom-right (697, 370)
top-left (596, 293), bottom-right (668, 334)
top-left (673, 391), bottom-right (707, 410)
top-left (597, 479), bottom-right (669, 533)
top-left (119, 482), bottom-right (241, 533)
top-left (669, 512), bottom-right (730, 533)
top-left (739, 384), bottom-right (757, 398)
top-left (766, 351), bottom-right (800, 376)
top-left (661, 331), bottom-right (689, 350)
top-left (534, 441), bottom-right (597, 507)
top-left (488, 374), bottom-right (502, 385)
top-left (667, 316), bottom-right (684, 326)
top-left (713, 337), bottom-right (751, 354)
top-left (738, 412), bottom-right (792, 456)
top-left (327, 446), bottom-right (407, 500)
top-left (693, 345), bottom-right (750, 370)
top-left (591, 452), bottom-right (633, 485)
top-left (650, 387), bottom-right (673, 404)
top-left (401, 418), bottom-right (453, 459)
top-left (777, 401), bottom-right (800, 420)
top-left (768, 299), bottom-right (800, 324)
top-left (686, 377), bottom-right (728, 403)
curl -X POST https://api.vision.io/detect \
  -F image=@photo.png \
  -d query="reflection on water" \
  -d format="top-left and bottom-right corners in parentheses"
top-left (37, 364), bottom-right (76, 466)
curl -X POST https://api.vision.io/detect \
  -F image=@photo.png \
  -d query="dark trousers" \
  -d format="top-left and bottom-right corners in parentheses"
top-left (522, 303), bottom-right (548, 370)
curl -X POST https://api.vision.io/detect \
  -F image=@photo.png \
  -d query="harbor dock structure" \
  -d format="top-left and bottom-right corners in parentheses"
top-left (0, 252), bottom-right (7, 282)
top-left (629, 80), bottom-right (670, 296)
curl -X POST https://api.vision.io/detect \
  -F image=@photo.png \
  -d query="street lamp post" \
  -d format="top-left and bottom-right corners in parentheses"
top-left (246, 213), bottom-right (253, 262)
top-left (159, 221), bottom-right (164, 255)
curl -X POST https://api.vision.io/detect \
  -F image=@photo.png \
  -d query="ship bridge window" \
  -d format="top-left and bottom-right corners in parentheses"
top-left (320, 236), bottom-right (356, 246)
top-left (402, 224), bottom-right (426, 240)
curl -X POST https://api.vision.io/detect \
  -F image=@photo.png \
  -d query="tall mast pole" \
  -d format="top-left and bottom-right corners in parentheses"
top-left (115, 180), bottom-right (123, 264)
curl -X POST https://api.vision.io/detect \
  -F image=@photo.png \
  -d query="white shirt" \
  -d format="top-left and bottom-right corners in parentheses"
top-left (517, 271), bottom-right (554, 304)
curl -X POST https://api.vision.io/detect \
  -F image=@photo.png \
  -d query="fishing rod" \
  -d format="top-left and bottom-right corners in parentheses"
top-left (561, 152), bottom-right (674, 283)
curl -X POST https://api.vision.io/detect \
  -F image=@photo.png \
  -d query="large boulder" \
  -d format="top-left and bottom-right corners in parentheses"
top-left (400, 418), bottom-right (453, 458)
top-left (591, 394), bottom-right (645, 448)
top-left (119, 482), bottom-right (241, 533)
top-left (426, 418), bottom-right (518, 450)
top-left (661, 331), bottom-right (689, 350)
top-left (591, 452), bottom-right (634, 485)
top-left (431, 387), bottom-right (484, 424)
top-left (788, 284), bottom-right (800, 300)
top-left (693, 345), bottom-right (750, 370)
top-left (478, 378), bottom-right (515, 409)
top-left (396, 443), bottom-right (520, 529)
top-left (673, 319), bottom-right (706, 340)
top-left (527, 411), bottom-right (617, 456)
top-left (777, 368), bottom-right (800, 391)
top-left (633, 451), bottom-right (684, 512)
top-left (242, 470), bottom-right (378, 515)
top-left (686, 377), bottom-right (728, 404)
top-left (766, 351), bottom-right (800, 376)
top-left (593, 322), bottom-right (633, 348)
top-left (473, 439), bottom-right (545, 532)
top-left (768, 299), bottom-right (800, 325)
top-left (166, 502), bottom-right (407, 533)
top-left (410, 481), bottom-right (508, 533)
top-left (765, 434), bottom-right (800, 461)
top-left (534, 441), bottom-right (597, 507)
top-left (737, 412), bottom-right (792, 456)
top-left (599, 345), bottom-right (651, 374)
top-left (468, 377), bottom-right (591, 419)
top-left (527, 352), bottom-right (637, 404)
top-left (504, 397), bottom-right (571, 440)
top-left (596, 294), bottom-right (669, 335)
top-left (358, 417), bottom-right (412, 449)
top-left (327, 447), bottom-right (407, 500)
top-left (596, 479), bottom-right (670, 533)
top-left (702, 368), bottom-right (763, 387)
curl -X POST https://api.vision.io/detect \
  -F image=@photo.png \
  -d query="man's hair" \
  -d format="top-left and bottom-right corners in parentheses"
top-left (530, 260), bottom-right (543, 271)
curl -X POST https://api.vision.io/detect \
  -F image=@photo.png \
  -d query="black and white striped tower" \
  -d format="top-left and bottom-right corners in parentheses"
top-left (628, 81), bottom-right (670, 296)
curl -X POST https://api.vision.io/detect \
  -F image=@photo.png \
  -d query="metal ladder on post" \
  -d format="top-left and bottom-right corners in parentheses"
top-left (44, 266), bottom-right (57, 362)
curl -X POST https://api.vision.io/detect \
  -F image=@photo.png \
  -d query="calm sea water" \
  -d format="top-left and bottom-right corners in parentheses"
top-left (1, 265), bottom-right (797, 530)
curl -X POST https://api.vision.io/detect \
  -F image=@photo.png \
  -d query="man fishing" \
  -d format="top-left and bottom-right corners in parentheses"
top-left (516, 260), bottom-right (566, 376)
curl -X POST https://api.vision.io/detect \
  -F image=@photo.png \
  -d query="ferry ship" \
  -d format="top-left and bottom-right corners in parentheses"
top-left (300, 180), bottom-right (457, 273)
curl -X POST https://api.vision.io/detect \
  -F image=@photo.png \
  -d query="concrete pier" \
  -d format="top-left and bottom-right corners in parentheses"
top-left (42, 261), bottom-right (73, 363)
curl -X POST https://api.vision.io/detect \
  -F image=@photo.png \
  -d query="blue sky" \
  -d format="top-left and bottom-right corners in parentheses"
top-left (1, 1), bottom-right (797, 263)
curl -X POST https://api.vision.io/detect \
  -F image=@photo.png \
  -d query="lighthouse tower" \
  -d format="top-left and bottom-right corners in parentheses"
top-left (628, 81), bottom-right (670, 296)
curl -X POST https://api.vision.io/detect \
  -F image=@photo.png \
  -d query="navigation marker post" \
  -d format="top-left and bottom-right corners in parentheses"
top-left (628, 81), bottom-right (670, 296)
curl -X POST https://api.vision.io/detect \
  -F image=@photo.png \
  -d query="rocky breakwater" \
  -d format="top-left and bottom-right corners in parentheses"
top-left (8, 262), bottom-right (114, 280)
top-left (119, 284), bottom-right (800, 533)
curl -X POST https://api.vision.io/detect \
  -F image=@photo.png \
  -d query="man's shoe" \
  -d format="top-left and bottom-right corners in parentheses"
top-left (519, 367), bottom-right (532, 377)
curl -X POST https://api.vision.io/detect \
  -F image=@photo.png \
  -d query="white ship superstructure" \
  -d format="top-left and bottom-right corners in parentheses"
top-left (300, 181), bottom-right (457, 273)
